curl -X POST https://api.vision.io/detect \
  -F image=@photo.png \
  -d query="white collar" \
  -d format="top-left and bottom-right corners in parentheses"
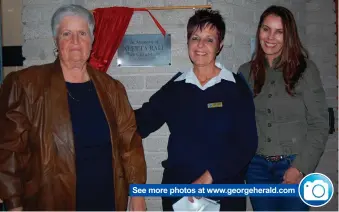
top-left (174, 62), bottom-right (235, 90)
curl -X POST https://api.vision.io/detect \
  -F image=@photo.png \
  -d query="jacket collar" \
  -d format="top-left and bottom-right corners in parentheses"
top-left (174, 62), bottom-right (235, 90)
top-left (264, 56), bottom-right (281, 70)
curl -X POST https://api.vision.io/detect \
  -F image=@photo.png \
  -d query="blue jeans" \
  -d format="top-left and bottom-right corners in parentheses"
top-left (246, 155), bottom-right (309, 211)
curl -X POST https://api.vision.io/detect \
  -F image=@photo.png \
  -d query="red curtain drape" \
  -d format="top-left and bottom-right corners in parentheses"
top-left (89, 7), bottom-right (134, 72)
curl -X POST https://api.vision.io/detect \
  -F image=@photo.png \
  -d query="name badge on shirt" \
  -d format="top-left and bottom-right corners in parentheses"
top-left (207, 102), bottom-right (223, 108)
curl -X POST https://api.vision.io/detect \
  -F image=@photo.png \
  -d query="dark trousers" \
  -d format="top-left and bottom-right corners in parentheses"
top-left (246, 155), bottom-right (309, 211)
top-left (0, 203), bottom-right (5, 211)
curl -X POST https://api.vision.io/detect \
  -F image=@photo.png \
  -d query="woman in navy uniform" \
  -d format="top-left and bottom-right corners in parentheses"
top-left (135, 9), bottom-right (258, 211)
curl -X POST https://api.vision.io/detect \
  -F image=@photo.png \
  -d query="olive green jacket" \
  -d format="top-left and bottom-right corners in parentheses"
top-left (238, 59), bottom-right (329, 174)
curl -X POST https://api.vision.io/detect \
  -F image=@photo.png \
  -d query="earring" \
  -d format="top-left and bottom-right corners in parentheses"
top-left (53, 48), bottom-right (58, 57)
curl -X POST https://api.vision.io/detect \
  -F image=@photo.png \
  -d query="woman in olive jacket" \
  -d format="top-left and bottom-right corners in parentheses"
top-left (238, 5), bottom-right (329, 211)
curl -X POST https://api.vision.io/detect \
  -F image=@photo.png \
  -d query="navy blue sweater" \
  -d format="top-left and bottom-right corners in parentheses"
top-left (66, 81), bottom-right (115, 211)
top-left (135, 73), bottom-right (258, 183)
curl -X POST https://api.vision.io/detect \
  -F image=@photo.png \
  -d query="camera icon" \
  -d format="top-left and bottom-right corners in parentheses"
top-left (303, 180), bottom-right (328, 201)
top-left (299, 173), bottom-right (334, 207)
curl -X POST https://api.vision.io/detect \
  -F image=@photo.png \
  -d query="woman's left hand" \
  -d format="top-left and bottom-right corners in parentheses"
top-left (282, 167), bottom-right (303, 184)
top-left (188, 170), bottom-right (213, 202)
top-left (192, 170), bottom-right (213, 184)
top-left (129, 196), bottom-right (146, 211)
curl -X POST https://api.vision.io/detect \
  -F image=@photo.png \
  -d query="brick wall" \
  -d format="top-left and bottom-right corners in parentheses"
top-left (304, 1), bottom-right (338, 211)
top-left (21, 0), bottom-right (337, 210)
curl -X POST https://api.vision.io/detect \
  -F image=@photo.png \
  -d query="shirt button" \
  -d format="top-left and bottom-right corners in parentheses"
top-left (268, 123), bottom-right (272, 127)
top-left (268, 94), bottom-right (272, 98)
top-left (267, 137), bottom-right (271, 142)
top-left (267, 109), bottom-right (271, 113)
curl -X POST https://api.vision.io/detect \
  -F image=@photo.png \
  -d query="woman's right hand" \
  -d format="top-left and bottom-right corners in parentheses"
top-left (188, 170), bottom-right (213, 202)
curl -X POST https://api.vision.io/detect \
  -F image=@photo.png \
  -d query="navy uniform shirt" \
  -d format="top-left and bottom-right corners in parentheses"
top-left (135, 63), bottom-right (258, 183)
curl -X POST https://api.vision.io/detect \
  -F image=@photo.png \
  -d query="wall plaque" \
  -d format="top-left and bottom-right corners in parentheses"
top-left (117, 34), bottom-right (171, 67)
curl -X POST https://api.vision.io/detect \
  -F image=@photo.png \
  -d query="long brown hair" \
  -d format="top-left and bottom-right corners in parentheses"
top-left (250, 5), bottom-right (308, 96)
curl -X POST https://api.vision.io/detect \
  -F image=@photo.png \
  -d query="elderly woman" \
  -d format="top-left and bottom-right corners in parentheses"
top-left (0, 4), bottom-right (146, 211)
top-left (135, 9), bottom-right (258, 211)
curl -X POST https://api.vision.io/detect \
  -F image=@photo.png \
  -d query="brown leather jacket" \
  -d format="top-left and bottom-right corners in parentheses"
top-left (0, 59), bottom-right (146, 211)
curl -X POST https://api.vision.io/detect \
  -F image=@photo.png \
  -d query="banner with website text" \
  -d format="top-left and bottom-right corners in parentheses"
top-left (130, 173), bottom-right (335, 208)
top-left (130, 184), bottom-right (298, 197)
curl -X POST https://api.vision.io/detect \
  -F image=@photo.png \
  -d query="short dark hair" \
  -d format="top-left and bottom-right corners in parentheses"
top-left (187, 9), bottom-right (225, 43)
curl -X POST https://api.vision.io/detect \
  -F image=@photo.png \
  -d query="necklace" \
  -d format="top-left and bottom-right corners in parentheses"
top-left (66, 81), bottom-right (93, 102)
top-left (67, 91), bottom-right (80, 102)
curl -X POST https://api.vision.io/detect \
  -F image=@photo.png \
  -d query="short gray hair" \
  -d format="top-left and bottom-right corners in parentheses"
top-left (51, 4), bottom-right (95, 41)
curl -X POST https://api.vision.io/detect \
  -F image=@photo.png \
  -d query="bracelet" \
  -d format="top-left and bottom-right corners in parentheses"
top-left (299, 171), bottom-right (305, 177)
